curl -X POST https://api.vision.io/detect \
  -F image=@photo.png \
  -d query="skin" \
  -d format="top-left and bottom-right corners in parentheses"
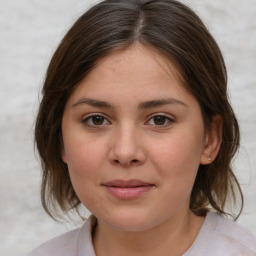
top-left (62, 44), bottom-right (222, 255)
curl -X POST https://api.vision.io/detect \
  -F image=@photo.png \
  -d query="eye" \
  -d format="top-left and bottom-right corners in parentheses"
top-left (82, 114), bottom-right (110, 127)
top-left (146, 115), bottom-right (174, 126)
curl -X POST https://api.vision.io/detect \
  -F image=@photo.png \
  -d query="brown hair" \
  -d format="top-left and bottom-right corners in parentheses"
top-left (35, 0), bottom-right (243, 220)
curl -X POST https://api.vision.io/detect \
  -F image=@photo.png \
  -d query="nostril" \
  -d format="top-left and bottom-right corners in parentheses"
top-left (113, 159), bottom-right (139, 165)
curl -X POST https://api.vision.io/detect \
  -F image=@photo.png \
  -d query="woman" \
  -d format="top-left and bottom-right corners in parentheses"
top-left (28, 0), bottom-right (256, 255)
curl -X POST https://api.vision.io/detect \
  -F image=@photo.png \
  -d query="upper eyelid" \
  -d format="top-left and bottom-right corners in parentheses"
top-left (81, 112), bottom-right (175, 123)
top-left (144, 114), bottom-right (175, 127)
top-left (82, 112), bottom-right (109, 119)
top-left (82, 113), bottom-right (111, 125)
top-left (146, 112), bottom-right (175, 120)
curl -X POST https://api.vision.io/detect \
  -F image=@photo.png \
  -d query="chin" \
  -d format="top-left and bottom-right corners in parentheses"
top-left (97, 210), bottom-right (160, 232)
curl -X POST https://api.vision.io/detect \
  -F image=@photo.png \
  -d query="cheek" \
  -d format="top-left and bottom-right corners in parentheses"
top-left (63, 137), bottom-right (107, 189)
top-left (152, 132), bottom-right (203, 169)
top-left (150, 136), bottom-right (202, 211)
top-left (63, 139), bottom-right (107, 208)
top-left (149, 131), bottom-right (203, 193)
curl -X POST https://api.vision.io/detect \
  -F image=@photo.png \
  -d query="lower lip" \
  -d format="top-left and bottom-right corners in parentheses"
top-left (104, 185), bottom-right (154, 200)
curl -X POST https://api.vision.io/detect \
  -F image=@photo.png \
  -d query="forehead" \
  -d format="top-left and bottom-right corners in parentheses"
top-left (96, 44), bottom-right (184, 85)
top-left (66, 43), bottom-right (196, 109)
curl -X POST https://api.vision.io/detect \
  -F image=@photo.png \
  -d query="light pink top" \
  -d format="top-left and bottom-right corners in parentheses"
top-left (27, 212), bottom-right (256, 255)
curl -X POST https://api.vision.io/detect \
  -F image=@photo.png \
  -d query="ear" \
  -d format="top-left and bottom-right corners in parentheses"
top-left (62, 152), bottom-right (67, 163)
top-left (62, 146), bottom-right (67, 164)
top-left (200, 115), bottom-right (222, 165)
top-left (60, 136), bottom-right (67, 163)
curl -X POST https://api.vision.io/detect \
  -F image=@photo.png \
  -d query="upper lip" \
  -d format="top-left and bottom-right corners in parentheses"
top-left (102, 179), bottom-right (154, 188)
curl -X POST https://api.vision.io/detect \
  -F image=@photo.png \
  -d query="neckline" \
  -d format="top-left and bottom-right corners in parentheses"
top-left (80, 212), bottom-right (216, 256)
top-left (183, 211), bottom-right (216, 255)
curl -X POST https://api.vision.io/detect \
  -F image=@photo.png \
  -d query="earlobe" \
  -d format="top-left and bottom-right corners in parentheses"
top-left (62, 148), bottom-right (67, 163)
top-left (200, 115), bottom-right (222, 165)
top-left (60, 136), bottom-right (67, 163)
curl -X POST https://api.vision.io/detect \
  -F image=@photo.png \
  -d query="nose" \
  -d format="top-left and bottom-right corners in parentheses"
top-left (108, 124), bottom-right (146, 167)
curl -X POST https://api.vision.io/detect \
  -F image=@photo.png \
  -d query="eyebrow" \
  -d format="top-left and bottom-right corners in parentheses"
top-left (138, 98), bottom-right (187, 109)
top-left (72, 97), bottom-right (187, 109)
top-left (72, 98), bottom-right (113, 109)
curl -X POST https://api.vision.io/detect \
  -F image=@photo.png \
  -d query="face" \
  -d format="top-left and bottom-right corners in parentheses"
top-left (62, 44), bottom-right (214, 232)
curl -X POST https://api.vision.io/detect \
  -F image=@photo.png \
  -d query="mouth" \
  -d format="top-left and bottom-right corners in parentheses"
top-left (102, 179), bottom-right (155, 200)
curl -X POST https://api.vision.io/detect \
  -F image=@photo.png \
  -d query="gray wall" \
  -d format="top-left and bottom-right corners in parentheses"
top-left (0, 1), bottom-right (255, 255)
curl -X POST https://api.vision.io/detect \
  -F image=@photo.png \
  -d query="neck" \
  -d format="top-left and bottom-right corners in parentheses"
top-left (93, 210), bottom-right (205, 256)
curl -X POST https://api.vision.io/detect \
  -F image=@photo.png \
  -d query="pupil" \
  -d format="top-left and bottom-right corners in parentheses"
top-left (154, 116), bottom-right (165, 125)
top-left (92, 116), bottom-right (104, 125)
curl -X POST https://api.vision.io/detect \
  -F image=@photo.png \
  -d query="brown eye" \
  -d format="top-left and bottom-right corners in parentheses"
top-left (83, 115), bottom-right (110, 127)
top-left (92, 116), bottom-right (105, 125)
top-left (146, 114), bottom-right (174, 127)
top-left (153, 116), bottom-right (166, 125)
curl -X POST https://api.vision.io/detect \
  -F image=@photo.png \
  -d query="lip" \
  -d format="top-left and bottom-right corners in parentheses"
top-left (102, 179), bottom-right (155, 200)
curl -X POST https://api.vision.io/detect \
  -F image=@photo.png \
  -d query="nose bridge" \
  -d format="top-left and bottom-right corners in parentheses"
top-left (109, 121), bottom-right (145, 166)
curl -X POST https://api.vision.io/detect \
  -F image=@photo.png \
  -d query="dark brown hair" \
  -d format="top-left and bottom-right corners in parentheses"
top-left (35, 0), bottom-right (243, 220)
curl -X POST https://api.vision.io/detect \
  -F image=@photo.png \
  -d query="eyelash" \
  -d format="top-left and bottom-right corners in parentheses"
top-left (82, 113), bottom-right (175, 128)
top-left (146, 114), bottom-right (175, 127)
top-left (82, 113), bottom-right (110, 127)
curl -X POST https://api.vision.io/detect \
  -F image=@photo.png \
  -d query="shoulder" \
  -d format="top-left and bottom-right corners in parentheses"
top-left (26, 216), bottom-right (96, 256)
top-left (211, 212), bottom-right (256, 252)
top-left (26, 228), bottom-right (80, 256)
top-left (186, 212), bottom-right (256, 256)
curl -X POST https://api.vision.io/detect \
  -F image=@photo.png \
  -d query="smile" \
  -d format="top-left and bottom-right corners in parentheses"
top-left (102, 179), bottom-right (155, 200)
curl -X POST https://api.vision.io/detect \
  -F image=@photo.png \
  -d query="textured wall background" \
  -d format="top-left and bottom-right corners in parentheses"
top-left (0, 1), bottom-right (255, 255)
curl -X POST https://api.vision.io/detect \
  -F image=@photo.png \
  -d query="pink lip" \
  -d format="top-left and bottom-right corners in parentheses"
top-left (102, 179), bottom-right (154, 200)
